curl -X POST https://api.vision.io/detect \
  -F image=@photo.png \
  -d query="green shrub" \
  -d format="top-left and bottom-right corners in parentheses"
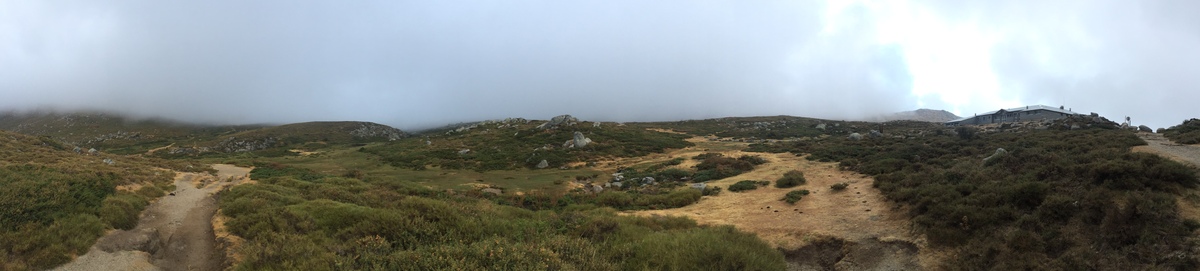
top-left (782, 190), bottom-right (809, 204)
top-left (136, 185), bottom-right (165, 198)
top-left (728, 180), bottom-right (761, 192)
top-left (775, 170), bottom-right (806, 188)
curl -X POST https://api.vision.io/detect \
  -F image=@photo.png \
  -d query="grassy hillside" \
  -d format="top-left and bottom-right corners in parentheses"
top-left (219, 165), bottom-right (785, 270)
top-left (1163, 118), bottom-right (1200, 144)
top-left (0, 111), bottom-right (264, 155)
top-left (0, 130), bottom-right (206, 270)
top-left (362, 119), bottom-right (691, 171)
top-left (629, 116), bottom-right (943, 140)
top-left (750, 117), bottom-right (1200, 269)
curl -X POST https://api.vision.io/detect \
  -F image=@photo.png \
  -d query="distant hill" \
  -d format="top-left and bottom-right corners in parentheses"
top-left (868, 109), bottom-right (960, 123)
top-left (0, 111), bottom-right (407, 156)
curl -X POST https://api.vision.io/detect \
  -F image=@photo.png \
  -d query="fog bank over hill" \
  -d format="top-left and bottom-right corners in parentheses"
top-left (2, 1), bottom-right (1198, 130)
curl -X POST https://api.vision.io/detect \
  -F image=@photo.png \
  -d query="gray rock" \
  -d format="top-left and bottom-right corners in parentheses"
top-left (848, 133), bottom-right (863, 140)
top-left (642, 177), bottom-right (655, 183)
top-left (690, 183), bottom-right (707, 191)
top-left (612, 173), bottom-right (624, 181)
top-left (536, 114), bottom-right (580, 129)
top-left (536, 159), bottom-right (549, 169)
top-left (482, 188), bottom-right (503, 195)
top-left (983, 148), bottom-right (1008, 163)
top-left (1070, 124), bottom-right (1081, 130)
top-left (102, 158), bottom-right (115, 165)
top-left (88, 148), bottom-right (97, 154)
top-left (592, 184), bottom-right (604, 193)
top-left (563, 140), bottom-right (575, 148)
top-left (573, 131), bottom-right (592, 148)
top-left (815, 123), bottom-right (826, 130)
top-left (611, 181), bottom-right (623, 188)
top-left (458, 149), bottom-right (471, 155)
top-left (1138, 125), bottom-right (1152, 133)
top-left (869, 130), bottom-right (883, 138)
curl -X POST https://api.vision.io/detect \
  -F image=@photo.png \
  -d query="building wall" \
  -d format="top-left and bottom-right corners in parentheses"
top-left (952, 109), bottom-right (1074, 126)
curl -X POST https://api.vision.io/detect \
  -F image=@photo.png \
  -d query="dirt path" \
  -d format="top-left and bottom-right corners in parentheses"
top-left (54, 164), bottom-right (251, 271)
top-left (1134, 132), bottom-right (1200, 168)
top-left (621, 136), bottom-right (934, 270)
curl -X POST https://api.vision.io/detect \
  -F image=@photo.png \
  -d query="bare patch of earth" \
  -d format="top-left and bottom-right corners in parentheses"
top-left (621, 134), bottom-right (941, 270)
top-left (1134, 132), bottom-right (1200, 168)
top-left (54, 164), bottom-right (252, 271)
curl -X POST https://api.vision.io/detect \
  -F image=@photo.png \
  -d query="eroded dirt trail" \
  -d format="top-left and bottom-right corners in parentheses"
top-left (622, 134), bottom-right (932, 270)
top-left (54, 164), bottom-right (251, 271)
top-left (1134, 132), bottom-right (1200, 168)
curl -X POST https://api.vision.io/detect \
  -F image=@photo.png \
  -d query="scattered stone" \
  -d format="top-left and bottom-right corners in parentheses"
top-left (481, 188), bottom-right (503, 195)
top-left (1138, 125), bottom-right (1152, 133)
top-left (536, 159), bottom-right (549, 169)
top-left (591, 184), bottom-right (604, 193)
top-left (611, 181), bottom-right (623, 188)
top-left (458, 149), bottom-right (471, 155)
top-left (983, 148), bottom-right (1008, 163)
top-left (848, 133), bottom-right (863, 141)
top-left (642, 177), bottom-right (656, 184)
top-left (593, 122), bottom-right (602, 128)
top-left (102, 158), bottom-right (115, 165)
top-left (573, 131), bottom-right (592, 148)
top-left (690, 183), bottom-right (707, 191)
top-left (815, 123), bottom-right (826, 130)
top-left (88, 148), bottom-right (97, 154)
top-left (869, 130), bottom-right (882, 138)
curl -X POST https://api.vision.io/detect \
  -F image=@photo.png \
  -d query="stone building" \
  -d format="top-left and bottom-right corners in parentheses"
top-left (945, 105), bottom-right (1084, 126)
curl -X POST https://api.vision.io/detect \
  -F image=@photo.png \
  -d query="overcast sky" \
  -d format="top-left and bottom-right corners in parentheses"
top-left (2, 1), bottom-right (1197, 130)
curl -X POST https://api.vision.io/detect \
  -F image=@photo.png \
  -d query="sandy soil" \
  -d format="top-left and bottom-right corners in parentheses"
top-left (54, 164), bottom-right (252, 271)
top-left (621, 135), bottom-right (935, 270)
top-left (1134, 132), bottom-right (1200, 168)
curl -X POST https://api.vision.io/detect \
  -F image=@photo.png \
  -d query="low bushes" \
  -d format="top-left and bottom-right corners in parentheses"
top-left (219, 172), bottom-right (784, 270)
top-left (760, 124), bottom-right (1200, 269)
top-left (775, 170), bottom-right (806, 188)
top-left (729, 180), bottom-right (770, 192)
top-left (782, 190), bottom-right (809, 204)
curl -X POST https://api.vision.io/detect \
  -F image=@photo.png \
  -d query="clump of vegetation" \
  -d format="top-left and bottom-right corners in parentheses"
top-left (775, 170), bottom-right (806, 188)
top-left (1163, 118), bottom-right (1200, 144)
top-left (728, 181), bottom-right (759, 192)
top-left (782, 190), bottom-right (809, 204)
top-left (728, 180), bottom-right (770, 192)
top-left (756, 123), bottom-right (1200, 269)
top-left (692, 153), bottom-right (764, 182)
top-left (830, 182), bottom-right (849, 191)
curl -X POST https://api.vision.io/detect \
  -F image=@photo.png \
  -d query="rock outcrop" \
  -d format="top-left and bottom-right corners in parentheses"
top-left (573, 131), bottom-right (592, 148)
top-left (536, 115), bottom-right (579, 129)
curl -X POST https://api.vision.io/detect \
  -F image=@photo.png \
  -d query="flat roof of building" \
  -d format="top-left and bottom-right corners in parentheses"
top-left (946, 105), bottom-right (1083, 123)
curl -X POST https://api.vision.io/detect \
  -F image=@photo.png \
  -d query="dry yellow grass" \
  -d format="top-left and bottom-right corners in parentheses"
top-left (609, 134), bottom-right (945, 269)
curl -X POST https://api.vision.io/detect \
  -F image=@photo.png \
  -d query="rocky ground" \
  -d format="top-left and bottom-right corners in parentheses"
top-left (53, 164), bottom-right (251, 271)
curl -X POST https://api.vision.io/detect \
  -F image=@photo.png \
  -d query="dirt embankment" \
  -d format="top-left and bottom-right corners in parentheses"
top-left (622, 135), bottom-right (937, 270)
top-left (54, 164), bottom-right (251, 271)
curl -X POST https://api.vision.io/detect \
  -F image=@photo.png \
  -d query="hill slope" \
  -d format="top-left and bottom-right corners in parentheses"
top-left (868, 109), bottom-right (960, 123)
top-left (0, 130), bottom-right (203, 270)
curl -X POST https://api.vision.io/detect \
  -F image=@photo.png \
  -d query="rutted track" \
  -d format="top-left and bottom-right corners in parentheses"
top-left (54, 164), bottom-right (251, 271)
